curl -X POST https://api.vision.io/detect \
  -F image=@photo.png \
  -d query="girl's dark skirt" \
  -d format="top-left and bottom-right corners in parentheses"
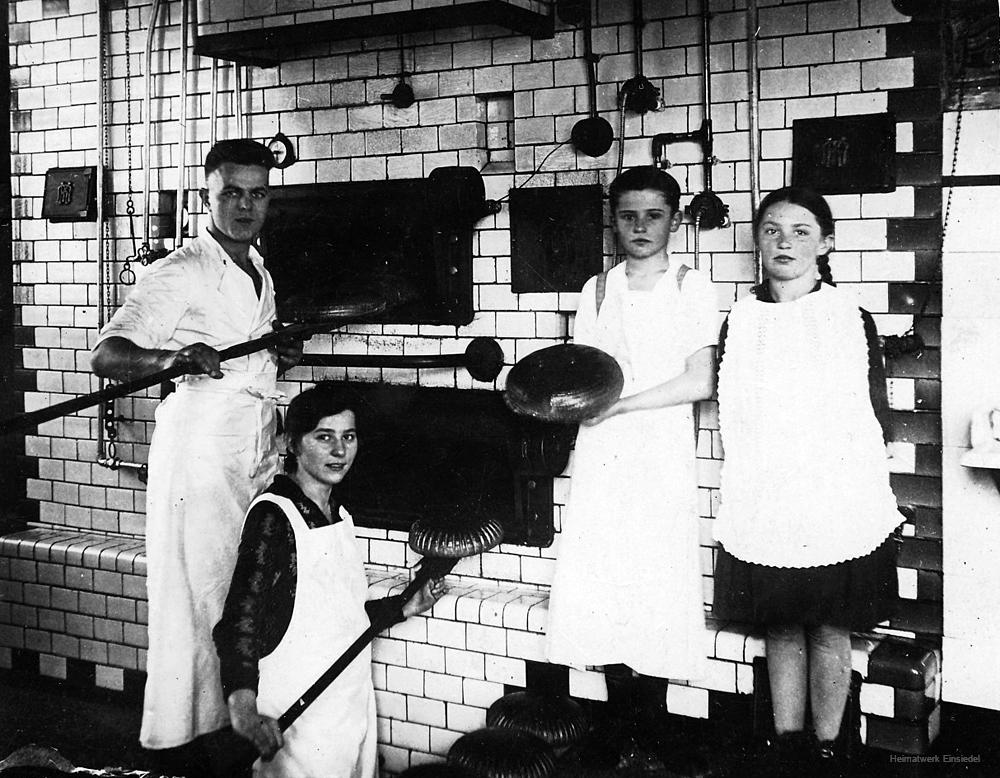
top-left (712, 535), bottom-right (899, 630)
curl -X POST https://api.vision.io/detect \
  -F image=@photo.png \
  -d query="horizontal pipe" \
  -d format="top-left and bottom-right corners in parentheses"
top-left (299, 338), bottom-right (504, 383)
top-left (97, 456), bottom-right (148, 477)
top-left (303, 354), bottom-right (466, 368)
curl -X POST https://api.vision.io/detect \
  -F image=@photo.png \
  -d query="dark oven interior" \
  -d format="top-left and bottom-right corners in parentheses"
top-left (260, 171), bottom-right (485, 326)
top-left (330, 382), bottom-right (574, 548)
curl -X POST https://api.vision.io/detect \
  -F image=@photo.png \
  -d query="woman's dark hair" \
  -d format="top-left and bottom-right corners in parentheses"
top-left (283, 382), bottom-right (365, 473)
top-left (754, 186), bottom-right (836, 286)
top-left (609, 166), bottom-right (681, 214)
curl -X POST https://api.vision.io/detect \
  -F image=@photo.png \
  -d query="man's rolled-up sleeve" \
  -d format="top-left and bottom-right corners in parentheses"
top-left (98, 259), bottom-right (192, 349)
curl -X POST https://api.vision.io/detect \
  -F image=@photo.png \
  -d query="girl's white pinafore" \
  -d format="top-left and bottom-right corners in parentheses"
top-left (252, 494), bottom-right (377, 778)
top-left (544, 261), bottom-right (718, 680)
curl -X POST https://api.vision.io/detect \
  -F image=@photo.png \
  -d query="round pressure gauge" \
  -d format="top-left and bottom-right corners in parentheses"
top-left (267, 132), bottom-right (297, 169)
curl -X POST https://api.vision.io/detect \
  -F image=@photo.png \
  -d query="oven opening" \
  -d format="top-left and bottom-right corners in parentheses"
top-left (328, 383), bottom-right (573, 548)
top-left (260, 172), bottom-right (483, 326)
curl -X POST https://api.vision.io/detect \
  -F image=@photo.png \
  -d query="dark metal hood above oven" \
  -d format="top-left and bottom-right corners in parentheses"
top-left (262, 167), bottom-right (495, 327)
top-left (195, 2), bottom-right (555, 67)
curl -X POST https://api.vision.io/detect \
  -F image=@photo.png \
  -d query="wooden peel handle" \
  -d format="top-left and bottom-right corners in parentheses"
top-left (0, 317), bottom-right (343, 437)
top-left (202, 555), bottom-right (459, 777)
top-left (278, 555), bottom-right (458, 731)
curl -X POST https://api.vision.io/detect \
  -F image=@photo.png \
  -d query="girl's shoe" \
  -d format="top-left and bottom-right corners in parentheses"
top-left (754, 731), bottom-right (812, 778)
top-left (815, 738), bottom-right (850, 778)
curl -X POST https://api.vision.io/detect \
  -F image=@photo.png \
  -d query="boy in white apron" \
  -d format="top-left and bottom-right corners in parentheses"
top-left (545, 167), bottom-right (718, 768)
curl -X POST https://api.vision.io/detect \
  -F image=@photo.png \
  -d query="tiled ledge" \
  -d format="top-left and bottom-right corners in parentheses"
top-left (2, 529), bottom-right (942, 757)
top-left (1, 529), bottom-right (146, 575)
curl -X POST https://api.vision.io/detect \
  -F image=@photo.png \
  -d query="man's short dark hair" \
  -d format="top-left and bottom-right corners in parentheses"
top-left (204, 139), bottom-right (275, 178)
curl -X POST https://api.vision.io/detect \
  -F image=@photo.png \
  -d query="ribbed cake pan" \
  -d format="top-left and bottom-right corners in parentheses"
top-left (486, 691), bottom-right (589, 748)
top-left (504, 344), bottom-right (623, 424)
top-left (447, 727), bottom-right (557, 778)
top-left (409, 517), bottom-right (504, 559)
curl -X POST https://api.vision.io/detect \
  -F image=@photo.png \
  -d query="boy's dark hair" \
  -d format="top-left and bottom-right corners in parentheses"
top-left (608, 166), bottom-right (681, 213)
top-left (284, 382), bottom-right (366, 473)
top-left (204, 138), bottom-right (275, 179)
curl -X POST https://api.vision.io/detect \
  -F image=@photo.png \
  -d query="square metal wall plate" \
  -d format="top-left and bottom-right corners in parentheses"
top-left (41, 166), bottom-right (97, 222)
top-left (792, 113), bottom-right (897, 195)
top-left (510, 184), bottom-right (605, 294)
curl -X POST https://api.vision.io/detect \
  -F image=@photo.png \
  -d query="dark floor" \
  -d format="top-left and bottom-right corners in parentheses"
top-left (1, 669), bottom-right (998, 777)
top-left (0, 669), bottom-right (145, 772)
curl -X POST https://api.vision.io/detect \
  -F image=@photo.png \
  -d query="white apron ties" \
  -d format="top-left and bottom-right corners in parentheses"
top-left (140, 372), bottom-right (280, 749)
top-left (252, 494), bottom-right (377, 778)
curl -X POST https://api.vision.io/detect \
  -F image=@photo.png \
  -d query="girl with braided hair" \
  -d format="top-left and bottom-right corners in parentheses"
top-left (712, 187), bottom-right (902, 773)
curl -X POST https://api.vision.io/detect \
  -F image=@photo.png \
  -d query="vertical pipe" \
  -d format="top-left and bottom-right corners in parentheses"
top-left (693, 214), bottom-right (702, 271)
top-left (96, 0), bottom-right (106, 330)
top-left (175, 0), bottom-right (189, 249)
top-left (95, 0), bottom-right (108, 461)
top-left (746, 0), bottom-right (762, 283)
top-left (235, 62), bottom-right (244, 138)
top-left (142, 0), bottom-right (164, 249)
top-left (700, 0), bottom-right (714, 192)
top-left (632, 0), bottom-right (644, 75)
top-left (210, 58), bottom-right (219, 146)
top-left (702, 1), bottom-right (712, 115)
top-left (96, 0), bottom-right (145, 475)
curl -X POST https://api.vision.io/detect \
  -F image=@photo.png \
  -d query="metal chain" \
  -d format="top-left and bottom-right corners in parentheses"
top-left (100, 2), bottom-right (117, 460)
top-left (101, 8), bottom-right (114, 314)
top-left (121, 6), bottom-right (143, 281)
top-left (885, 37), bottom-right (967, 379)
top-left (941, 37), bottom-right (968, 249)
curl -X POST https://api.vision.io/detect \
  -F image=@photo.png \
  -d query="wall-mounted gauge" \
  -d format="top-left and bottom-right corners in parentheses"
top-left (267, 132), bottom-right (297, 169)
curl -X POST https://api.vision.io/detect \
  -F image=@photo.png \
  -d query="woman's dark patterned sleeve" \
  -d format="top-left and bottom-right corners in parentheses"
top-left (213, 502), bottom-right (293, 699)
top-left (365, 595), bottom-right (407, 629)
top-left (861, 309), bottom-right (892, 444)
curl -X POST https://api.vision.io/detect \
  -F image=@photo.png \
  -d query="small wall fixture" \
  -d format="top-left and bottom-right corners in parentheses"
top-left (41, 166), bottom-right (97, 221)
top-left (267, 132), bottom-right (297, 169)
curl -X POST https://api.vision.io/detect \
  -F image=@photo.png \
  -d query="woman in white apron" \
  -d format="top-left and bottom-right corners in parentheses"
top-left (214, 383), bottom-right (444, 777)
top-left (544, 167), bottom-right (719, 768)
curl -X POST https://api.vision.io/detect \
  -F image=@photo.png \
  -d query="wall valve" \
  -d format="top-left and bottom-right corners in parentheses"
top-left (686, 190), bottom-right (730, 230)
top-left (620, 75), bottom-right (661, 114)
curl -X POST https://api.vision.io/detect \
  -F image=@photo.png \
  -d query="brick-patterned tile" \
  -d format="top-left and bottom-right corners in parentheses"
top-left (445, 701), bottom-right (487, 733)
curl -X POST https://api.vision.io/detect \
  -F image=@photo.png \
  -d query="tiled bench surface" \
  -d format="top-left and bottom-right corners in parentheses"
top-left (2, 528), bottom-right (941, 769)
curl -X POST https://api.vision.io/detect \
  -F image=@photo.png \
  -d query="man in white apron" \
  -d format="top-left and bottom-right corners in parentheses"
top-left (91, 139), bottom-right (300, 772)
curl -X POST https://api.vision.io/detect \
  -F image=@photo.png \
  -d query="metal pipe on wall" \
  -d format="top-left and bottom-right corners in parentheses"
top-left (95, 0), bottom-right (108, 461)
top-left (175, 0), bottom-right (189, 248)
top-left (235, 63), bottom-right (244, 138)
top-left (701, 2), bottom-right (713, 193)
top-left (96, 1), bottom-right (106, 332)
top-left (746, 0), bottom-right (763, 284)
top-left (95, 0), bottom-right (146, 477)
top-left (210, 58), bottom-right (219, 146)
top-left (142, 0), bottom-right (165, 251)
